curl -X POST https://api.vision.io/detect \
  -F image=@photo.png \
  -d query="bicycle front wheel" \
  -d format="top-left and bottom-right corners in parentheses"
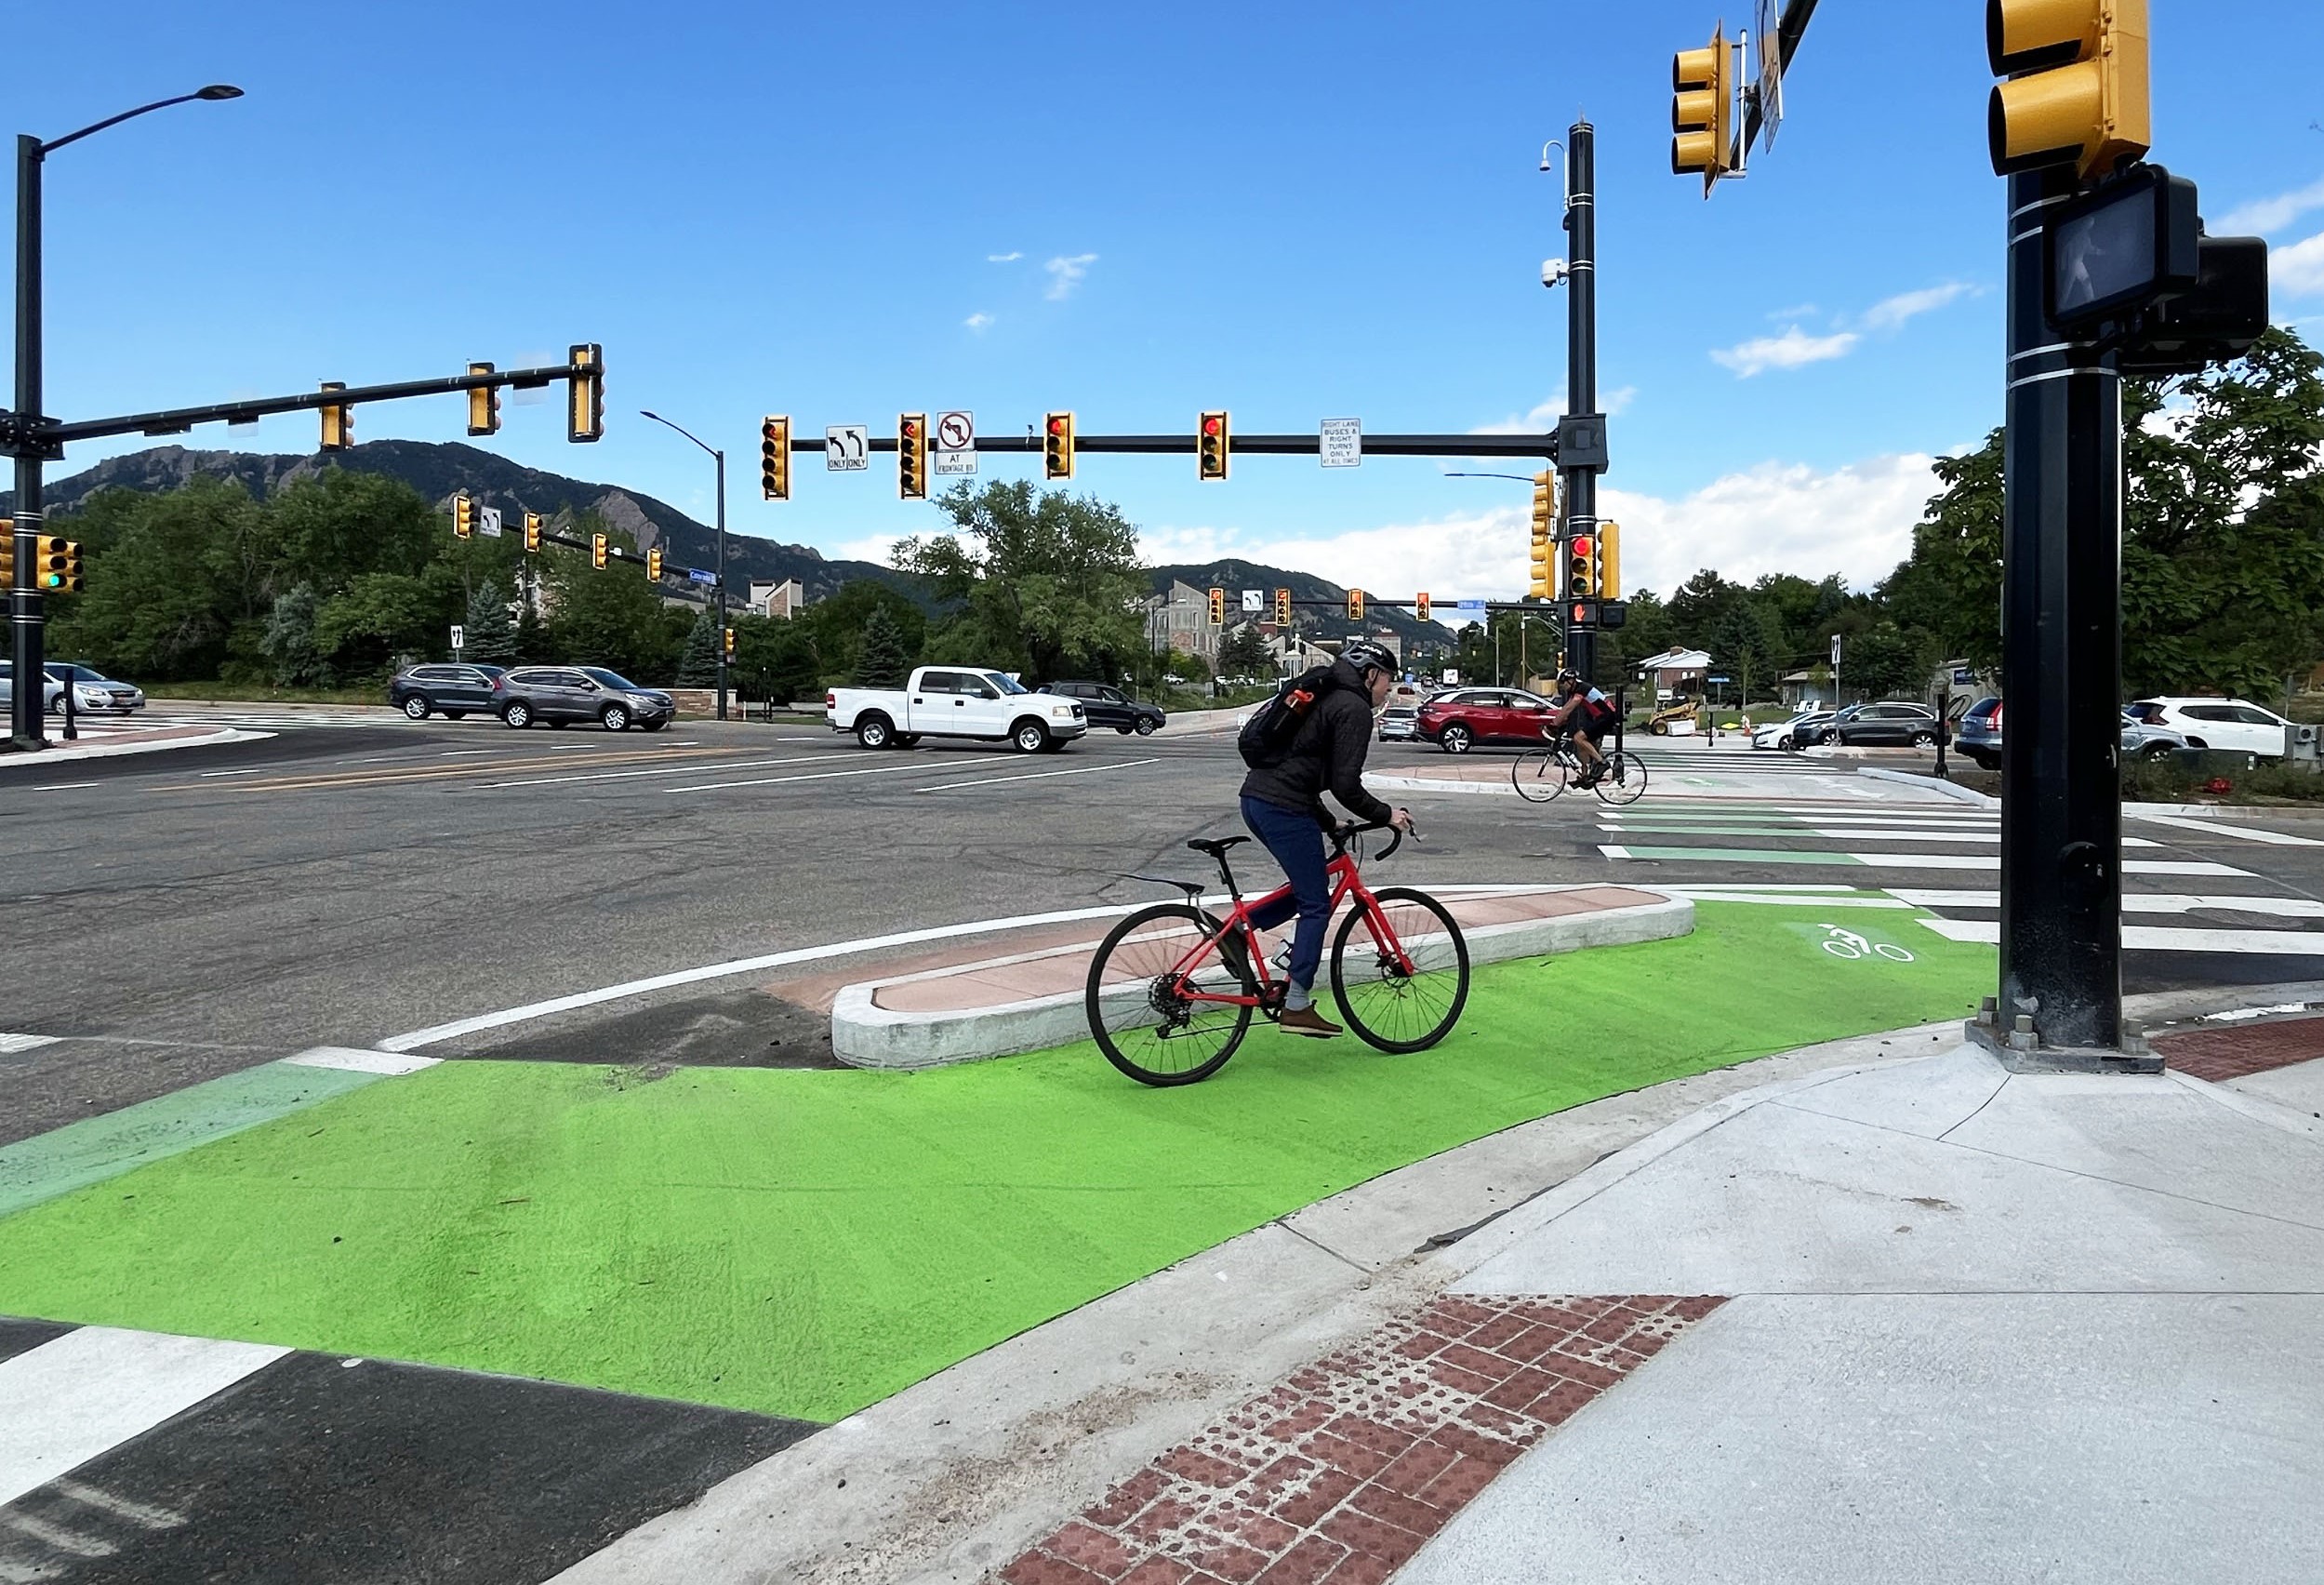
top-left (1592, 749), bottom-right (1648, 806)
top-left (1330, 886), bottom-right (1470, 1054)
top-left (1512, 748), bottom-right (1568, 803)
top-left (1086, 902), bottom-right (1256, 1086)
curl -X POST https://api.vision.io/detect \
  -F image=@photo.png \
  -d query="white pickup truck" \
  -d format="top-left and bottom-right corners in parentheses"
top-left (825, 667), bottom-right (1088, 753)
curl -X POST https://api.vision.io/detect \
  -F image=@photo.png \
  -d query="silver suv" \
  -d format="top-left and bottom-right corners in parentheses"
top-left (498, 666), bottom-right (674, 732)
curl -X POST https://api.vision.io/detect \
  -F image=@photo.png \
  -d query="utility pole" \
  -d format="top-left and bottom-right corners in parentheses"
top-left (11, 133), bottom-right (46, 750)
top-left (713, 446), bottom-right (728, 720)
top-left (1559, 117), bottom-right (1604, 686)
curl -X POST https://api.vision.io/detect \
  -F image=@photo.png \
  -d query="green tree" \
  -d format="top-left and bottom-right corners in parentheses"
top-left (730, 614), bottom-right (821, 707)
top-left (1217, 622), bottom-right (1272, 678)
top-left (855, 604), bottom-right (911, 686)
top-left (1880, 429), bottom-right (2004, 671)
top-left (675, 607), bottom-right (723, 686)
top-left (802, 579), bottom-right (926, 681)
top-left (463, 581), bottom-right (518, 665)
top-left (894, 480), bottom-right (1147, 685)
top-left (540, 517), bottom-right (676, 681)
top-left (46, 479), bottom-right (259, 679)
top-left (261, 582), bottom-right (332, 687)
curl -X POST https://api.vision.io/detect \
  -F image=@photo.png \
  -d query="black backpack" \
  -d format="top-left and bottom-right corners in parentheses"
top-left (1237, 666), bottom-right (1343, 768)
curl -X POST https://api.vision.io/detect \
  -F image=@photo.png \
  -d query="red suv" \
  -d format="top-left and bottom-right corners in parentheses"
top-left (1414, 687), bottom-right (1558, 753)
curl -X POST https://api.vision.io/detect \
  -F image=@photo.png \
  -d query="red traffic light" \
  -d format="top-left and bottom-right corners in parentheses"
top-left (1202, 416), bottom-right (1222, 436)
top-left (1048, 415), bottom-right (1067, 434)
top-left (1572, 537), bottom-right (1593, 556)
top-left (901, 419), bottom-right (918, 437)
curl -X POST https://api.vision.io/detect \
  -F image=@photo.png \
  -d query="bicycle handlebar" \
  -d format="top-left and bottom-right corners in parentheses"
top-left (1331, 819), bottom-right (1413, 861)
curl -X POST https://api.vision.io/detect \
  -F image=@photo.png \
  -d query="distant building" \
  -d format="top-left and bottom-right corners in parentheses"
top-left (748, 579), bottom-right (805, 619)
top-left (1144, 580), bottom-right (1220, 663)
top-left (1636, 646), bottom-right (1712, 700)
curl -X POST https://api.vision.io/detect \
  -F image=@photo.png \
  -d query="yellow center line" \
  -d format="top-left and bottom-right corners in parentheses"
top-left (154, 743), bottom-right (764, 794)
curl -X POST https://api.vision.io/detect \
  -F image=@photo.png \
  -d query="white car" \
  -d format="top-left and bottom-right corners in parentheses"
top-left (826, 666), bottom-right (1086, 753)
top-left (46, 662), bottom-right (146, 714)
top-left (1753, 711), bottom-right (1833, 752)
top-left (2127, 697), bottom-right (2292, 758)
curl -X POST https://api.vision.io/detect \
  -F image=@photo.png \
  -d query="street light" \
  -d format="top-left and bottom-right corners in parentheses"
top-left (10, 86), bottom-right (243, 750)
top-left (638, 408), bottom-right (730, 720)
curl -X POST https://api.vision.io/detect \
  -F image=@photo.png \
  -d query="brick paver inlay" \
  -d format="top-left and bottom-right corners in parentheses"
top-left (996, 1292), bottom-right (1724, 1585)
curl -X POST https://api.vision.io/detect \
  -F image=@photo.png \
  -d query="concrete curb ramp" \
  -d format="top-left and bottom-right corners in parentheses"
top-left (830, 887), bottom-right (1692, 1070)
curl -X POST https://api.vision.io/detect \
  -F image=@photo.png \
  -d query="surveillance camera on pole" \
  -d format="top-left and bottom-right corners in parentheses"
top-left (1541, 258), bottom-right (1570, 289)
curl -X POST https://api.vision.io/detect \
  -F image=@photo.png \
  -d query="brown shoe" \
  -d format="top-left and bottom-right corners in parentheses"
top-left (1279, 1005), bottom-right (1343, 1038)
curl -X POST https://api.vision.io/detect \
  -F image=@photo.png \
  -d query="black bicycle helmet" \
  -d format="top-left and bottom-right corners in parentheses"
top-left (1340, 639), bottom-right (1398, 677)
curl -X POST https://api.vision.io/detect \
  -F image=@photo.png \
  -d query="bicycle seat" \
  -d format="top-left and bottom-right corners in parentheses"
top-left (1186, 836), bottom-right (1251, 858)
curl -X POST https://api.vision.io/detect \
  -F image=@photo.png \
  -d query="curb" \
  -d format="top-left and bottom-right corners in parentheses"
top-left (0, 727), bottom-right (271, 768)
top-left (830, 894), bottom-right (1695, 1070)
top-left (1368, 773), bottom-right (1518, 797)
top-left (1857, 766), bottom-right (1997, 806)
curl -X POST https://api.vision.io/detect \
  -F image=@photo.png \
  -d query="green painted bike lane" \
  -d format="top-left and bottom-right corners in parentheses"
top-left (0, 903), bottom-right (1992, 1426)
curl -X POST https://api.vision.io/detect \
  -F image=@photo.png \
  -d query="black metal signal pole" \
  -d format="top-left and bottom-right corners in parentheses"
top-left (10, 134), bottom-right (46, 750)
top-left (1996, 167), bottom-right (2131, 1065)
top-left (1560, 118), bottom-right (1600, 684)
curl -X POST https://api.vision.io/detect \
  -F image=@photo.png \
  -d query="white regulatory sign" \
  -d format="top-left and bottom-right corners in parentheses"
top-left (450, 624), bottom-right (465, 651)
top-left (934, 409), bottom-right (977, 476)
top-left (1242, 589), bottom-right (1263, 613)
top-left (827, 425), bottom-right (870, 471)
top-left (478, 506), bottom-right (502, 539)
top-left (1830, 633), bottom-right (1842, 666)
top-left (1755, 0), bottom-right (1785, 150)
top-left (1320, 418), bottom-right (1361, 469)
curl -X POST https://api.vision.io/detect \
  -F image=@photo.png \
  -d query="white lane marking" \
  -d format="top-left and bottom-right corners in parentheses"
top-left (2131, 811), bottom-right (2324, 847)
top-left (197, 767), bottom-right (271, 778)
top-left (52, 1478), bottom-right (186, 1529)
top-left (1664, 889), bottom-right (1915, 909)
top-left (1920, 917), bottom-right (2324, 954)
top-left (915, 757), bottom-right (1160, 793)
top-left (281, 1046), bottom-right (443, 1075)
top-left (0, 1511), bottom-right (115, 1557)
top-left (484, 752), bottom-right (850, 790)
top-left (32, 783), bottom-right (100, 792)
top-left (0, 1327), bottom-right (290, 1507)
top-left (1604, 849), bottom-right (2250, 875)
top-left (1647, 883), bottom-right (1861, 893)
top-left (1599, 844), bottom-right (1633, 860)
top-left (0, 1033), bottom-right (62, 1054)
top-left (666, 754), bottom-right (1016, 794)
top-left (1892, 887), bottom-right (2324, 918)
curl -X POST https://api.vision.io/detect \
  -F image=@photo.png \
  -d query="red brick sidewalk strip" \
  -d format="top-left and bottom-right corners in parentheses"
top-left (2156, 1015), bottom-right (2324, 1082)
top-left (995, 1292), bottom-right (1724, 1585)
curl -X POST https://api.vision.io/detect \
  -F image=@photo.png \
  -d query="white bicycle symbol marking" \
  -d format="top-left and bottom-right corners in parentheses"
top-left (1818, 924), bottom-right (1914, 963)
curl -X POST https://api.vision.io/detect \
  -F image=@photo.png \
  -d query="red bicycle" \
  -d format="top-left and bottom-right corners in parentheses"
top-left (1084, 820), bottom-right (1471, 1086)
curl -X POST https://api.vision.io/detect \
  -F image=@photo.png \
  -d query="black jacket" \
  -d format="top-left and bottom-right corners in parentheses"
top-left (1239, 660), bottom-right (1394, 827)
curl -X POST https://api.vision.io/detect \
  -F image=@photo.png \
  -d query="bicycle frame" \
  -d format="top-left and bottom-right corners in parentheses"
top-left (1160, 850), bottom-right (1414, 1009)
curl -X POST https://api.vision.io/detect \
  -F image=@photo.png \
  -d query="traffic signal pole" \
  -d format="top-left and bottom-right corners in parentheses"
top-left (1992, 166), bottom-right (2143, 1069)
top-left (10, 134), bottom-right (46, 751)
top-left (1560, 117), bottom-right (1600, 684)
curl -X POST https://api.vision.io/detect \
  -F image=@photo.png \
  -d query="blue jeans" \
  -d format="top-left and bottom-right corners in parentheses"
top-left (1241, 795), bottom-right (1331, 1009)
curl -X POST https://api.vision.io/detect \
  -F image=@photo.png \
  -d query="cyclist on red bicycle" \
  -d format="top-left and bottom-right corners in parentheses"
top-left (1547, 670), bottom-right (1615, 786)
top-left (1238, 640), bottom-right (1414, 1038)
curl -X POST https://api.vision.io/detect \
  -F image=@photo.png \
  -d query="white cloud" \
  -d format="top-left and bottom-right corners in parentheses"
top-left (1044, 253), bottom-right (1098, 300)
top-left (1137, 452), bottom-right (1939, 616)
top-left (1857, 281), bottom-right (1977, 332)
top-left (1766, 301), bottom-right (1820, 322)
top-left (1711, 326), bottom-right (1860, 378)
top-left (987, 250), bottom-right (1023, 263)
top-left (2214, 177), bottom-right (2324, 237)
top-left (2276, 232), bottom-right (2324, 299)
top-left (963, 312), bottom-right (994, 332)
top-left (1469, 386), bottom-right (1637, 435)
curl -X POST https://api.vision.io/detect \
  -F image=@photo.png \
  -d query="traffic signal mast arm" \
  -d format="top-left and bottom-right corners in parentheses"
top-left (779, 430), bottom-right (1559, 460)
top-left (16, 353), bottom-right (602, 450)
top-left (1741, 0), bottom-right (1819, 152)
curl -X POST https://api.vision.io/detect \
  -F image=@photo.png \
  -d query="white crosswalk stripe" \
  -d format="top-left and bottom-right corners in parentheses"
top-left (47, 708), bottom-right (397, 737)
top-left (1599, 794), bottom-right (2324, 962)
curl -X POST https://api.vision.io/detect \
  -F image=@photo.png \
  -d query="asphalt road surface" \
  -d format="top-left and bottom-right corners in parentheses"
top-left (6, 714), bottom-right (2322, 1145)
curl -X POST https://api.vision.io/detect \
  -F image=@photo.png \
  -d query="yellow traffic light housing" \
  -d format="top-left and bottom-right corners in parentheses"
top-left (524, 513), bottom-right (543, 553)
top-left (319, 381), bottom-right (352, 451)
top-left (898, 413), bottom-right (928, 500)
top-left (762, 416), bottom-right (790, 500)
top-left (647, 547), bottom-right (663, 581)
top-left (1274, 588), bottom-right (1292, 627)
top-left (1198, 411), bottom-right (1229, 482)
top-left (453, 494), bottom-right (474, 539)
top-left (1347, 589), bottom-right (1364, 623)
top-left (0, 539), bottom-right (12, 589)
top-left (1414, 592), bottom-right (1431, 624)
top-left (54, 540), bottom-right (84, 594)
top-left (1208, 587), bottom-right (1226, 626)
top-left (724, 625), bottom-right (737, 660)
top-left (1044, 412), bottom-right (1075, 480)
top-left (1528, 471), bottom-right (1557, 600)
top-left (467, 362), bottom-right (499, 436)
top-left (1599, 523), bottom-right (1622, 601)
top-left (567, 343), bottom-right (604, 443)
top-left (591, 533), bottom-right (608, 570)
top-left (1566, 533), bottom-right (1598, 600)
top-left (1672, 27), bottom-right (1734, 194)
top-left (31, 536), bottom-right (80, 593)
top-left (1988, 0), bottom-right (2150, 179)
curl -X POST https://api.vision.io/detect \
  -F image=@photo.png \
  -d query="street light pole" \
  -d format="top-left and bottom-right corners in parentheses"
top-left (639, 409), bottom-right (730, 721)
top-left (9, 87), bottom-right (241, 752)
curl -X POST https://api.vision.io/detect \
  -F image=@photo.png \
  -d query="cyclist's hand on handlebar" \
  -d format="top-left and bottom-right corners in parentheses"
top-left (1390, 806), bottom-right (1414, 833)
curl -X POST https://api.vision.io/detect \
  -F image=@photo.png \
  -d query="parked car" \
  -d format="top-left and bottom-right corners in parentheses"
top-left (1752, 710), bottom-right (1833, 752)
top-left (1811, 701), bottom-right (1943, 748)
top-left (1377, 702), bottom-right (1420, 742)
top-left (43, 661), bottom-right (145, 714)
top-left (1958, 697), bottom-right (2199, 771)
top-left (497, 665), bottom-right (673, 731)
top-left (1038, 680), bottom-right (1165, 736)
top-left (2128, 698), bottom-right (2293, 758)
top-left (0, 660), bottom-right (65, 715)
top-left (1414, 687), bottom-right (1557, 753)
top-left (827, 665), bottom-right (1086, 753)
top-left (389, 662), bottom-right (508, 721)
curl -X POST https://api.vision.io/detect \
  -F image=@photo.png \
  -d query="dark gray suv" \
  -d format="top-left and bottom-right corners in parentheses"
top-left (498, 666), bottom-right (674, 732)
top-left (389, 663), bottom-right (507, 720)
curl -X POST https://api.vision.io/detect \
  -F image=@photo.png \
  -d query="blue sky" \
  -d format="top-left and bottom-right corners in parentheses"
top-left (14, 1), bottom-right (2324, 604)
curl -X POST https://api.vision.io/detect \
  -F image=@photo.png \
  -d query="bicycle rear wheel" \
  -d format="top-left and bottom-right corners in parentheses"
top-left (1511, 748), bottom-right (1568, 803)
top-left (1592, 749), bottom-right (1648, 806)
top-left (1086, 902), bottom-right (1256, 1086)
top-left (1330, 886), bottom-right (1470, 1053)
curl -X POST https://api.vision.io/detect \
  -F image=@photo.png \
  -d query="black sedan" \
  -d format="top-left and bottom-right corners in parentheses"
top-left (1038, 680), bottom-right (1165, 736)
top-left (1815, 701), bottom-right (1944, 748)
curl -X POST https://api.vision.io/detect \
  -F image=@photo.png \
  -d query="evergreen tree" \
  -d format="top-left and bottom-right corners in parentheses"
top-left (676, 608), bottom-right (723, 686)
top-left (856, 605), bottom-right (910, 686)
top-left (463, 580), bottom-right (518, 664)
